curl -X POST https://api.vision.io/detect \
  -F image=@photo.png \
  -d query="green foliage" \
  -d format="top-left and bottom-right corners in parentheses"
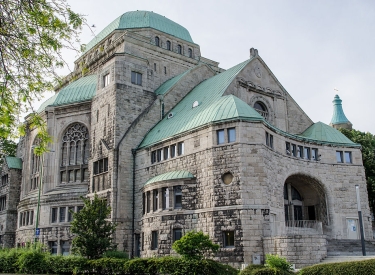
top-left (172, 230), bottom-right (220, 260)
top-left (70, 194), bottom-right (117, 259)
top-left (298, 259), bottom-right (375, 275)
top-left (240, 264), bottom-right (265, 275)
top-left (265, 254), bottom-right (293, 272)
top-left (0, 0), bottom-right (85, 152)
top-left (88, 258), bottom-right (128, 275)
top-left (123, 256), bottom-right (239, 275)
top-left (16, 249), bottom-right (49, 274)
top-left (46, 255), bottom-right (89, 275)
top-left (102, 249), bottom-right (129, 259)
top-left (0, 137), bottom-right (17, 165)
top-left (340, 128), bottom-right (375, 212)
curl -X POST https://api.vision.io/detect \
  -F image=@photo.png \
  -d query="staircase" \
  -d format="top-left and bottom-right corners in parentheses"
top-left (327, 239), bottom-right (375, 256)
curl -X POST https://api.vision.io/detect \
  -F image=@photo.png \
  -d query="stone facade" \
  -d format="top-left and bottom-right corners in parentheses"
top-left (1, 10), bottom-right (370, 268)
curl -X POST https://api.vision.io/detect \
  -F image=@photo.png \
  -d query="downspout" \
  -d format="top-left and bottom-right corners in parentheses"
top-left (131, 148), bottom-right (136, 258)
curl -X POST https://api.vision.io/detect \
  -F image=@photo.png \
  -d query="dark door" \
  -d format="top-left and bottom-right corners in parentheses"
top-left (308, 205), bottom-right (316, 220)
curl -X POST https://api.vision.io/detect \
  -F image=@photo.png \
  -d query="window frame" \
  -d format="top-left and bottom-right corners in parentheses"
top-left (174, 186), bottom-right (182, 209)
top-left (177, 44), bottom-right (182, 54)
top-left (151, 231), bottom-right (158, 250)
top-left (188, 48), bottom-right (192, 58)
top-left (103, 73), bottom-right (110, 87)
top-left (336, 151), bottom-right (343, 163)
top-left (344, 151), bottom-right (352, 163)
top-left (155, 36), bottom-right (160, 47)
top-left (217, 129), bottom-right (225, 145)
top-left (131, 71), bottom-right (142, 86)
top-left (228, 128), bottom-right (236, 143)
top-left (223, 231), bottom-right (235, 247)
top-left (177, 142), bottom-right (184, 156)
top-left (166, 40), bottom-right (171, 50)
top-left (173, 228), bottom-right (183, 242)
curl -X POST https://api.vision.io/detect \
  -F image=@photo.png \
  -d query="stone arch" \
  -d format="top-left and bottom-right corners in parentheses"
top-left (283, 173), bottom-right (330, 227)
top-left (249, 95), bottom-right (274, 124)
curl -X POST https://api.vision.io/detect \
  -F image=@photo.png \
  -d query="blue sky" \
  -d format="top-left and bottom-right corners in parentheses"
top-left (45, 0), bottom-right (374, 133)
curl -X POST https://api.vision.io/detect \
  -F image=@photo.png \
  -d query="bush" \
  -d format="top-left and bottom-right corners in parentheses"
top-left (240, 264), bottom-right (265, 275)
top-left (103, 250), bottom-right (129, 259)
top-left (46, 255), bottom-right (88, 275)
top-left (0, 248), bottom-right (21, 273)
top-left (16, 249), bottom-right (49, 274)
top-left (298, 259), bottom-right (375, 275)
top-left (265, 254), bottom-right (293, 272)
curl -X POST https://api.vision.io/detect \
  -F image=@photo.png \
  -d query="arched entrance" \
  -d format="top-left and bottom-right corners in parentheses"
top-left (283, 174), bottom-right (329, 232)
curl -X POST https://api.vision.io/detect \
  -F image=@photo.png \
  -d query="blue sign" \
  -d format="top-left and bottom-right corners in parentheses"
top-left (36, 228), bottom-right (40, 236)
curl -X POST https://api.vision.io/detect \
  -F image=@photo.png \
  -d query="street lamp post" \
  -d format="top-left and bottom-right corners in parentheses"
top-left (355, 184), bottom-right (366, 256)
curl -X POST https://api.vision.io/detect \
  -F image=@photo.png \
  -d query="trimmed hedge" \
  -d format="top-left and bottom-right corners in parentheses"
top-left (0, 248), bottom-right (239, 275)
top-left (240, 264), bottom-right (295, 275)
top-left (298, 259), bottom-right (375, 275)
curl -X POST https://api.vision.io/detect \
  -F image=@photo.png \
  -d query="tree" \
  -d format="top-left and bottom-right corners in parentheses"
top-left (0, 137), bottom-right (17, 165)
top-left (172, 230), bottom-right (220, 260)
top-left (0, 0), bottom-right (84, 154)
top-left (70, 194), bottom-right (117, 259)
top-left (339, 128), bottom-right (375, 212)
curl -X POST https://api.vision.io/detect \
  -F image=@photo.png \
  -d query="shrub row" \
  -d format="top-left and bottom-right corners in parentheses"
top-left (240, 264), bottom-right (295, 275)
top-left (0, 248), bottom-right (239, 275)
top-left (298, 259), bottom-right (375, 275)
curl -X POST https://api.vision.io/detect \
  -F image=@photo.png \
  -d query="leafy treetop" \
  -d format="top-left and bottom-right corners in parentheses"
top-left (0, 0), bottom-right (84, 155)
top-left (172, 230), bottom-right (219, 260)
top-left (339, 128), bottom-right (375, 212)
top-left (70, 194), bottom-right (117, 259)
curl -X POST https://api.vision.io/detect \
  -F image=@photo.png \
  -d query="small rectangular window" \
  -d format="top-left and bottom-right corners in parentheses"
top-left (162, 187), bottom-right (169, 209)
top-left (304, 147), bottom-right (310, 160)
top-left (147, 191), bottom-right (151, 213)
top-left (30, 211), bottom-right (34, 225)
top-left (164, 147), bottom-right (169, 160)
top-left (336, 151), bottom-right (343, 163)
top-left (270, 135), bottom-right (274, 149)
top-left (157, 149), bottom-right (163, 162)
top-left (154, 63), bottom-right (157, 71)
top-left (153, 190), bottom-right (158, 212)
top-left (286, 142), bottom-right (291, 155)
top-left (164, 66), bottom-right (167, 75)
top-left (312, 148), bottom-right (318, 160)
top-left (151, 151), bottom-right (156, 164)
top-left (51, 208), bottom-right (58, 223)
top-left (131, 71), bottom-right (142, 86)
top-left (142, 232), bottom-right (144, 251)
top-left (49, 241), bottom-right (58, 255)
top-left (174, 186), bottom-right (182, 209)
top-left (298, 146), bottom-right (303, 158)
top-left (151, 231), bottom-right (158, 250)
top-left (170, 144), bottom-right (176, 158)
top-left (59, 207), bottom-right (66, 222)
top-left (291, 144), bottom-right (297, 157)
top-left (173, 228), bottom-right (182, 242)
top-left (345, 151), bottom-right (352, 163)
top-left (223, 231), bottom-right (235, 247)
top-left (68, 207), bottom-right (74, 222)
top-left (103, 73), bottom-right (110, 87)
top-left (217, 129), bottom-right (225, 144)
top-left (265, 132), bottom-right (269, 146)
top-left (177, 142), bottom-right (184, 155)
top-left (228, 128), bottom-right (236, 143)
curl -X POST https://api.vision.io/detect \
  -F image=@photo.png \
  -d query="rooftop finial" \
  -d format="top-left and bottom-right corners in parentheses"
top-left (250, 48), bottom-right (258, 58)
top-left (330, 93), bottom-right (352, 130)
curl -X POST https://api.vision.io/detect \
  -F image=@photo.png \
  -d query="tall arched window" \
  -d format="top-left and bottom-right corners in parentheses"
top-left (177, 44), bottom-right (182, 54)
top-left (30, 138), bottom-right (41, 191)
top-left (155, 36), bottom-right (160, 47)
top-left (166, 40), bottom-right (171, 50)
top-left (60, 123), bottom-right (89, 184)
top-left (188, 48), bottom-right (192, 58)
top-left (254, 101), bottom-right (269, 120)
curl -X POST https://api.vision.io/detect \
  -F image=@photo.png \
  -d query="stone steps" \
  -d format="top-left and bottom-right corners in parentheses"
top-left (327, 239), bottom-right (375, 256)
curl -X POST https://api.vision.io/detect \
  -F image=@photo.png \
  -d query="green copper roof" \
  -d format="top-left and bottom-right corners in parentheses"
top-left (300, 121), bottom-right (355, 145)
top-left (84, 11), bottom-right (194, 53)
top-left (139, 59), bottom-right (252, 148)
top-left (145, 170), bottom-right (194, 186)
top-left (155, 69), bottom-right (192, 95)
top-left (5, 156), bottom-right (22, 170)
top-left (330, 95), bottom-right (351, 125)
top-left (37, 75), bottom-right (97, 112)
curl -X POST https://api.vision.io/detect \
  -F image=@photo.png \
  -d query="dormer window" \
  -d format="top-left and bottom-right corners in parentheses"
top-left (254, 101), bottom-right (268, 120)
top-left (177, 44), bottom-right (182, 54)
top-left (155, 36), bottom-right (160, 47)
top-left (166, 40), bottom-right (171, 50)
top-left (188, 48), bottom-right (192, 58)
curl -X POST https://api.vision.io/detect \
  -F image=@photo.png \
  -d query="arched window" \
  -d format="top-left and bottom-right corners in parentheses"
top-left (60, 123), bottom-right (89, 184)
top-left (155, 36), bottom-right (160, 47)
top-left (30, 138), bottom-right (41, 191)
top-left (188, 48), bottom-right (192, 58)
top-left (177, 44), bottom-right (182, 54)
top-left (254, 101), bottom-right (268, 120)
top-left (166, 40), bottom-right (171, 50)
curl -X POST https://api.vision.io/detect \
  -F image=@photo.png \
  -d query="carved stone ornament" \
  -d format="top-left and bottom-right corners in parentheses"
top-left (254, 62), bottom-right (262, 78)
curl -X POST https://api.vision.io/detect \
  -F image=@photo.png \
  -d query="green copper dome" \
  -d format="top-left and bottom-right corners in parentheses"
top-left (330, 95), bottom-right (351, 125)
top-left (84, 11), bottom-right (194, 53)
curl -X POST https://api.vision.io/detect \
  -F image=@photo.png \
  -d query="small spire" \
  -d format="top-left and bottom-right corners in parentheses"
top-left (330, 94), bottom-right (352, 130)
